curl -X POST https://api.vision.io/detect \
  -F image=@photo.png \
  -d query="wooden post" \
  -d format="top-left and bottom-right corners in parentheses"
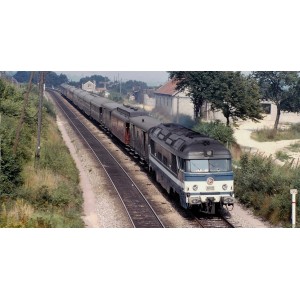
top-left (35, 72), bottom-right (45, 160)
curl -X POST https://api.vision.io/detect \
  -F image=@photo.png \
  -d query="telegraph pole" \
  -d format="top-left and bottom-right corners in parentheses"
top-left (13, 71), bottom-right (34, 155)
top-left (35, 71), bottom-right (45, 161)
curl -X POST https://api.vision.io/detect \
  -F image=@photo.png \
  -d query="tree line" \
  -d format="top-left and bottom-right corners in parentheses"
top-left (169, 71), bottom-right (300, 131)
top-left (13, 71), bottom-right (68, 88)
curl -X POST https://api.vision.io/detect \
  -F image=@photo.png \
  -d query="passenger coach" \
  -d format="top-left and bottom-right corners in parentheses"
top-left (129, 115), bottom-right (161, 164)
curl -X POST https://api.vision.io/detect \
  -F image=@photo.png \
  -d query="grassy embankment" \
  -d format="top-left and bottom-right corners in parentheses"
top-left (233, 124), bottom-right (300, 227)
top-left (0, 78), bottom-right (84, 227)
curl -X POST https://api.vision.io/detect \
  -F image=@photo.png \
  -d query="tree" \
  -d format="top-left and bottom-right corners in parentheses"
top-left (168, 71), bottom-right (218, 119)
top-left (13, 71), bottom-right (68, 88)
top-left (78, 75), bottom-right (110, 88)
top-left (44, 72), bottom-right (68, 87)
top-left (211, 72), bottom-right (263, 126)
top-left (169, 71), bottom-right (263, 125)
top-left (252, 71), bottom-right (300, 131)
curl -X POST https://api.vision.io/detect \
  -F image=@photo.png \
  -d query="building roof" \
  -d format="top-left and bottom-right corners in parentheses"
top-left (83, 80), bottom-right (95, 86)
top-left (154, 80), bottom-right (178, 96)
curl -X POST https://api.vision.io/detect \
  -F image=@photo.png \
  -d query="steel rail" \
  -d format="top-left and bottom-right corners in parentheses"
top-left (50, 90), bottom-right (165, 228)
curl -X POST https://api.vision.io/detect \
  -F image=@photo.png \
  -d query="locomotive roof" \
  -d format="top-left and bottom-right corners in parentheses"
top-left (130, 115), bottom-right (161, 132)
top-left (149, 123), bottom-right (231, 159)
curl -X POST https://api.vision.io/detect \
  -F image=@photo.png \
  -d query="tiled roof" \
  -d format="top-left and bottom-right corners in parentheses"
top-left (154, 80), bottom-right (178, 96)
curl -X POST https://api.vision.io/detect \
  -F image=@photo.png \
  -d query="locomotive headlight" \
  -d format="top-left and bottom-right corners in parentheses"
top-left (222, 184), bottom-right (228, 190)
top-left (193, 185), bottom-right (198, 191)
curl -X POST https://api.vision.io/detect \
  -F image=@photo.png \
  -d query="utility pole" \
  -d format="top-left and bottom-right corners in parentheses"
top-left (13, 71), bottom-right (34, 155)
top-left (35, 71), bottom-right (45, 161)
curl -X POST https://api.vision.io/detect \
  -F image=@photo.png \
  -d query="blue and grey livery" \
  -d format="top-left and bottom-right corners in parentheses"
top-left (148, 123), bottom-right (234, 213)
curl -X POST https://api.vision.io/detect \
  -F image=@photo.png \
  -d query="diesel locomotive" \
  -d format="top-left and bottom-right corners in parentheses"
top-left (60, 83), bottom-right (235, 214)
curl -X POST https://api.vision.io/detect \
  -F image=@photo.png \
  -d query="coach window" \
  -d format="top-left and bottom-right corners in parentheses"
top-left (157, 152), bottom-right (162, 161)
top-left (162, 155), bottom-right (167, 166)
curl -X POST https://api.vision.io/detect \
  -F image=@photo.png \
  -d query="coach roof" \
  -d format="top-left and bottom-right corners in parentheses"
top-left (130, 115), bottom-right (161, 132)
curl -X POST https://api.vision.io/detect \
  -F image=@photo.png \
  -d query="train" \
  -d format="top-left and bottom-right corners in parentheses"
top-left (60, 83), bottom-right (235, 214)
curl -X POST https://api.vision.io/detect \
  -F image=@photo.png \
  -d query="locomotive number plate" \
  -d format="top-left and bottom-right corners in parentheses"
top-left (206, 186), bottom-right (215, 191)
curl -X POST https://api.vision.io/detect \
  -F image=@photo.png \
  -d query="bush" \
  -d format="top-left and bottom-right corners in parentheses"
top-left (193, 120), bottom-right (236, 146)
top-left (251, 123), bottom-right (300, 142)
top-left (234, 152), bottom-right (300, 226)
top-left (43, 100), bottom-right (56, 118)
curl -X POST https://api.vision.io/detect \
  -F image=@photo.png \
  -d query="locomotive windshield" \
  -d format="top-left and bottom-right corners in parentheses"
top-left (187, 159), bottom-right (232, 173)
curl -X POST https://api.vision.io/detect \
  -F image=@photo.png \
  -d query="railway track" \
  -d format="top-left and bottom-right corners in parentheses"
top-left (195, 213), bottom-right (235, 228)
top-left (49, 90), bottom-right (165, 228)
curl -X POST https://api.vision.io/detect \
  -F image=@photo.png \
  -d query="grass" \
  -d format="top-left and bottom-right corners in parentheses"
top-left (19, 114), bottom-right (84, 227)
top-left (287, 141), bottom-right (300, 152)
top-left (251, 123), bottom-right (300, 142)
top-left (275, 150), bottom-right (291, 162)
top-left (0, 80), bottom-right (84, 227)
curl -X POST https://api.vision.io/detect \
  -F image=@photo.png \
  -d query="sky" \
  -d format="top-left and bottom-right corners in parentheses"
top-left (59, 71), bottom-right (169, 86)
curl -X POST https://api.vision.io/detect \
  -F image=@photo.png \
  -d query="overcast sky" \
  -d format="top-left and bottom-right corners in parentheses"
top-left (59, 71), bottom-right (169, 86)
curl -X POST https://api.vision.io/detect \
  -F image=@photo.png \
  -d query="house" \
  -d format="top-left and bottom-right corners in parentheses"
top-left (154, 79), bottom-right (300, 127)
top-left (82, 80), bottom-right (96, 92)
top-left (153, 80), bottom-right (233, 123)
top-left (153, 80), bottom-right (194, 120)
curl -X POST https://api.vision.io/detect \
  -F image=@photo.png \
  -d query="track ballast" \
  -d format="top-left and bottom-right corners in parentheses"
top-left (50, 90), bottom-right (165, 228)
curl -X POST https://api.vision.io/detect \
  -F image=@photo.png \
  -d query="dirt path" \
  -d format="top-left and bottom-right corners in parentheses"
top-left (234, 116), bottom-right (300, 162)
top-left (56, 116), bottom-right (100, 228)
